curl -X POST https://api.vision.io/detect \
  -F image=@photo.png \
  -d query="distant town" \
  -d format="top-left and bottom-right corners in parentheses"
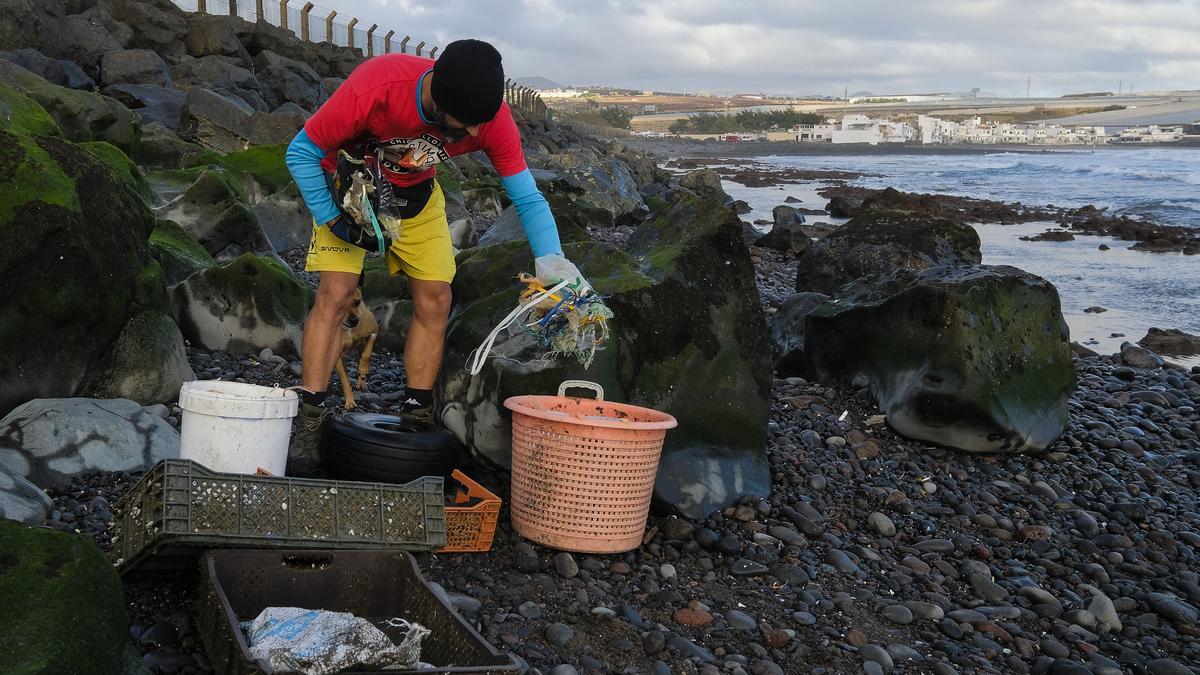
top-left (523, 79), bottom-right (1200, 146)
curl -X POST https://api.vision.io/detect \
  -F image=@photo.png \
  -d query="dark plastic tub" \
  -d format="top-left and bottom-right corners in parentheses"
top-left (112, 460), bottom-right (446, 577)
top-left (197, 549), bottom-right (521, 674)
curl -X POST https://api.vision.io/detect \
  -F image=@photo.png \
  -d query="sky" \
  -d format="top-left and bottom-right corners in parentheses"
top-left (307, 0), bottom-right (1200, 97)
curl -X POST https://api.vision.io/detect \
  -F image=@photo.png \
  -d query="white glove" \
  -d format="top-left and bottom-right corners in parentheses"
top-left (535, 254), bottom-right (593, 296)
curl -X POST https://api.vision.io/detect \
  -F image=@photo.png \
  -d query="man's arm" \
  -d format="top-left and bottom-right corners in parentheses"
top-left (499, 169), bottom-right (562, 259)
top-left (481, 105), bottom-right (563, 259)
top-left (286, 129), bottom-right (341, 225)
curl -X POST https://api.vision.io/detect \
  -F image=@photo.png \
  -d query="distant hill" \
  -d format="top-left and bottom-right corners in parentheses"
top-left (515, 76), bottom-right (564, 91)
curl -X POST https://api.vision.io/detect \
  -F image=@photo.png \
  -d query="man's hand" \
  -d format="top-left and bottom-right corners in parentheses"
top-left (535, 254), bottom-right (593, 296)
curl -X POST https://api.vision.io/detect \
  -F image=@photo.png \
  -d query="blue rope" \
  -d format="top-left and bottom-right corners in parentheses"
top-left (360, 185), bottom-right (387, 255)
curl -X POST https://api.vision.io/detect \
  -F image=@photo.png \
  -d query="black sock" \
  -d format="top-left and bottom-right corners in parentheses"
top-left (299, 389), bottom-right (327, 407)
top-left (403, 387), bottom-right (433, 408)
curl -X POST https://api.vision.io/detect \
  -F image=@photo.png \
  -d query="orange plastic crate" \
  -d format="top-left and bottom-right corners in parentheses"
top-left (440, 469), bottom-right (501, 553)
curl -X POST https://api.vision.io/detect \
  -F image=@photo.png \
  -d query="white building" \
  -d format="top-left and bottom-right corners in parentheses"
top-left (538, 88), bottom-right (584, 99)
top-left (1116, 125), bottom-right (1185, 142)
top-left (917, 115), bottom-right (1109, 145)
top-left (798, 114), bottom-right (915, 144)
top-left (795, 122), bottom-right (838, 142)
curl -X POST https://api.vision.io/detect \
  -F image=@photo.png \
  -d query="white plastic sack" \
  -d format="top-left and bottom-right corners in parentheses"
top-left (244, 607), bottom-right (429, 675)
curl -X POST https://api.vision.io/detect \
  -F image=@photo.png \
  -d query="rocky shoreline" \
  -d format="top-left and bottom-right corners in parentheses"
top-left (46, 255), bottom-right (1200, 675)
top-left (814, 186), bottom-right (1200, 255)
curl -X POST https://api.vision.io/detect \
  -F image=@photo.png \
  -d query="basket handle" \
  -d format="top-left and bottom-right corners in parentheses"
top-left (280, 554), bottom-right (334, 570)
top-left (557, 380), bottom-right (604, 401)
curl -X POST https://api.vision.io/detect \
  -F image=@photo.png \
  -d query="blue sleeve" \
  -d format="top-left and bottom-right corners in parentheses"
top-left (285, 128), bottom-right (341, 225)
top-left (500, 169), bottom-right (563, 258)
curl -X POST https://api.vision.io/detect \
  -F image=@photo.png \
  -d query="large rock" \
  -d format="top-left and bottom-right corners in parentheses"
top-left (0, 398), bottom-right (180, 487)
top-left (103, 0), bottom-right (189, 63)
top-left (0, 0), bottom-right (45, 53)
top-left (184, 13), bottom-right (250, 60)
top-left (85, 310), bottom-right (196, 405)
top-left (0, 85), bottom-right (164, 415)
top-left (541, 154), bottom-right (648, 226)
top-left (178, 86), bottom-right (254, 152)
top-left (101, 83), bottom-right (186, 130)
top-left (755, 221), bottom-right (812, 255)
top-left (133, 121), bottom-right (203, 168)
top-left (40, 9), bottom-right (126, 78)
top-left (0, 48), bottom-right (93, 90)
top-left (795, 209), bottom-right (982, 294)
top-left (149, 217), bottom-right (216, 285)
top-left (768, 292), bottom-right (830, 376)
top-left (99, 48), bottom-right (170, 87)
top-left (156, 167), bottom-right (271, 258)
top-left (248, 103), bottom-right (306, 145)
top-left (679, 168), bottom-right (730, 204)
top-left (478, 201), bottom-right (587, 249)
top-left (0, 519), bottom-right (129, 674)
top-left (172, 55), bottom-right (266, 111)
top-left (254, 49), bottom-right (322, 112)
top-left (0, 465), bottom-right (52, 524)
top-left (169, 253), bottom-right (314, 357)
top-left (1138, 328), bottom-right (1200, 357)
top-left (802, 265), bottom-right (1075, 453)
top-left (255, 182), bottom-right (313, 252)
top-left (438, 195), bottom-right (772, 519)
top-left (0, 60), bottom-right (140, 150)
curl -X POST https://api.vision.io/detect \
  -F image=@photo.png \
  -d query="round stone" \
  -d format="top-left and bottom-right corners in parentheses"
top-left (881, 604), bottom-right (914, 625)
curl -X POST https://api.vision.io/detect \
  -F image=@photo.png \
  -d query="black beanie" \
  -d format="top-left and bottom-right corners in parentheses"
top-left (431, 39), bottom-right (505, 125)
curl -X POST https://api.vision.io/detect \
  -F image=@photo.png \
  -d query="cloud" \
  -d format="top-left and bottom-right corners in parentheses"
top-left (312, 0), bottom-right (1200, 95)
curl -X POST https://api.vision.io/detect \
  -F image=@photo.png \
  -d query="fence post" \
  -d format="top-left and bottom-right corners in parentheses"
top-left (415, 40), bottom-right (425, 57)
top-left (384, 30), bottom-right (394, 53)
top-left (347, 17), bottom-right (357, 49)
top-left (399, 36), bottom-right (410, 53)
top-left (366, 24), bottom-right (377, 56)
top-left (228, 0), bottom-right (236, 15)
top-left (279, 0), bottom-right (290, 31)
top-left (255, 0), bottom-right (263, 18)
top-left (300, 2), bottom-right (313, 41)
top-left (324, 10), bottom-right (336, 44)
top-left (429, 46), bottom-right (438, 59)
top-left (197, 0), bottom-right (206, 12)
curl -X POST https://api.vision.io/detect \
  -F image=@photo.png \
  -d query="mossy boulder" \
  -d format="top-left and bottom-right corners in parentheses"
top-left (150, 218), bottom-right (217, 285)
top-left (80, 140), bottom-right (155, 203)
top-left (802, 265), bottom-right (1075, 453)
top-left (169, 252), bottom-right (314, 357)
top-left (0, 60), bottom-right (140, 152)
top-left (540, 154), bottom-right (648, 226)
top-left (184, 144), bottom-right (291, 195)
top-left (795, 209), bottom-right (982, 294)
top-left (85, 310), bottom-right (196, 405)
top-left (437, 195), bottom-right (772, 519)
top-left (0, 82), bottom-right (60, 136)
top-left (155, 167), bottom-right (271, 259)
top-left (0, 105), bottom-right (161, 414)
top-left (0, 519), bottom-right (128, 674)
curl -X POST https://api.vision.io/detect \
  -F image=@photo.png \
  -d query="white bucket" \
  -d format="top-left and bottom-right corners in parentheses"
top-left (178, 381), bottom-right (300, 476)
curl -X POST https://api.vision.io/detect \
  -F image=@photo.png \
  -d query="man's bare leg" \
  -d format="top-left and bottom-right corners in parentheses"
top-left (404, 277), bottom-right (452, 391)
top-left (301, 271), bottom-right (360, 393)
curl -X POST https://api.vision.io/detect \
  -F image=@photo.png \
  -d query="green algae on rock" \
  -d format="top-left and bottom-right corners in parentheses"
top-left (149, 218), bottom-right (217, 286)
top-left (803, 265), bottom-right (1075, 453)
top-left (0, 519), bottom-right (128, 675)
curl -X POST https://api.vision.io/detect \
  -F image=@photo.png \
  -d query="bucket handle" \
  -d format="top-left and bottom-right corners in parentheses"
top-left (558, 380), bottom-right (604, 401)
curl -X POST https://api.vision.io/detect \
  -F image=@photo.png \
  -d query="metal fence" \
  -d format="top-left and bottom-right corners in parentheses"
top-left (173, 0), bottom-right (548, 119)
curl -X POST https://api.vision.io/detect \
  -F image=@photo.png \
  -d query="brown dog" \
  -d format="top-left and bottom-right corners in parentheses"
top-left (335, 287), bottom-right (379, 411)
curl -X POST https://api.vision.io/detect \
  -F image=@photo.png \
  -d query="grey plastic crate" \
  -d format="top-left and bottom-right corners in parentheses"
top-left (197, 550), bottom-right (521, 674)
top-left (112, 460), bottom-right (445, 575)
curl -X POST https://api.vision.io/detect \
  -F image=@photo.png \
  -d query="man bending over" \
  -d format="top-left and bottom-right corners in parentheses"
top-left (284, 39), bottom-right (589, 475)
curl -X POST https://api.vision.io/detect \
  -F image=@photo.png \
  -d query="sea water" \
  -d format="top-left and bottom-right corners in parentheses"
top-left (716, 148), bottom-right (1200, 366)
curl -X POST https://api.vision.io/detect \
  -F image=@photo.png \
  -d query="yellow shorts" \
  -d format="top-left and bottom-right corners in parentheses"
top-left (305, 181), bottom-right (456, 283)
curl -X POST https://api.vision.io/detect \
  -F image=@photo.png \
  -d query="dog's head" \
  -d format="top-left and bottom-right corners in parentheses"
top-left (343, 288), bottom-right (364, 329)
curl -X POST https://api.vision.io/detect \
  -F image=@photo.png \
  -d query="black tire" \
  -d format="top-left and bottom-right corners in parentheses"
top-left (322, 413), bottom-right (462, 484)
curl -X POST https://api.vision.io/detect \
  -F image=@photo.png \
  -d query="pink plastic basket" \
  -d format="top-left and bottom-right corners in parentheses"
top-left (503, 381), bottom-right (677, 554)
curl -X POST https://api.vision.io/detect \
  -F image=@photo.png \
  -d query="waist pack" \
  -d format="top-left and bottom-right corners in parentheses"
top-left (325, 143), bottom-right (435, 254)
